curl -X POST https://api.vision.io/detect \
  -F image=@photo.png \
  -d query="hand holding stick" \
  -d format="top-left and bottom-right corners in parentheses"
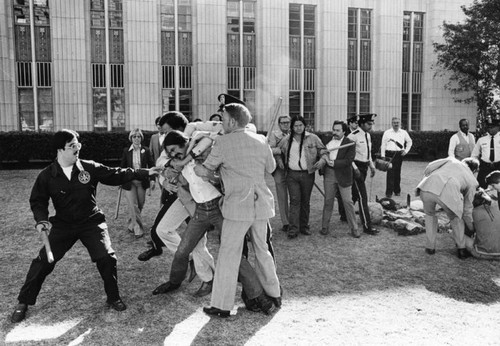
top-left (40, 226), bottom-right (54, 263)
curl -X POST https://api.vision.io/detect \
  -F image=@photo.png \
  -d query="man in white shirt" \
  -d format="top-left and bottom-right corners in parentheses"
top-left (348, 113), bottom-right (379, 235)
top-left (448, 119), bottom-right (475, 160)
top-left (380, 117), bottom-right (413, 198)
top-left (152, 130), bottom-right (276, 315)
top-left (472, 119), bottom-right (500, 188)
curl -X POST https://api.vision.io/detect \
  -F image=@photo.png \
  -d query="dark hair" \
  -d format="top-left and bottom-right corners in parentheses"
top-left (224, 103), bottom-right (251, 127)
top-left (462, 157), bottom-right (479, 173)
top-left (193, 118), bottom-right (203, 122)
top-left (53, 129), bottom-right (79, 151)
top-left (209, 114), bottom-right (222, 121)
top-left (155, 116), bottom-right (162, 126)
top-left (486, 170), bottom-right (500, 185)
top-left (163, 130), bottom-right (189, 150)
top-left (159, 111), bottom-right (188, 131)
top-left (286, 116), bottom-right (306, 170)
top-left (459, 118), bottom-right (468, 126)
top-left (332, 120), bottom-right (348, 134)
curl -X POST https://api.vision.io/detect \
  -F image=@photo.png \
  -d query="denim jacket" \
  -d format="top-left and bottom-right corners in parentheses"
top-left (278, 132), bottom-right (326, 174)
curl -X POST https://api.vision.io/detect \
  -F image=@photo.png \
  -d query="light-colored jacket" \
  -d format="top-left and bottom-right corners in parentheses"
top-left (203, 128), bottom-right (276, 221)
top-left (278, 132), bottom-right (326, 173)
top-left (416, 157), bottom-right (478, 227)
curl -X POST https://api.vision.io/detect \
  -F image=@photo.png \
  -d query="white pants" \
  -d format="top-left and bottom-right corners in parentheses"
top-left (156, 199), bottom-right (215, 282)
top-left (125, 180), bottom-right (146, 236)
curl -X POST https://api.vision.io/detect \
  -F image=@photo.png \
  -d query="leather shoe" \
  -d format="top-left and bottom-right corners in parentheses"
top-left (458, 248), bottom-right (471, 259)
top-left (11, 303), bottom-right (27, 323)
top-left (203, 306), bottom-right (230, 318)
top-left (281, 225), bottom-right (289, 232)
top-left (425, 248), bottom-right (435, 255)
top-left (193, 280), bottom-right (213, 297)
top-left (255, 293), bottom-right (275, 315)
top-left (287, 232), bottom-right (298, 239)
top-left (138, 247), bottom-right (163, 261)
top-left (271, 296), bottom-right (282, 309)
top-left (320, 228), bottom-right (329, 235)
top-left (363, 227), bottom-right (379, 235)
top-left (107, 299), bottom-right (127, 311)
top-left (152, 281), bottom-right (180, 295)
top-left (188, 259), bottom-right (197, 283)
top-left (300, 229), bottom-right (312, 235)
top-left (394, 193), bottom-right (401, 196)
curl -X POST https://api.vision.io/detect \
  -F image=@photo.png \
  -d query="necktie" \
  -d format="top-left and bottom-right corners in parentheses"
top-left (490, 135), bottom-right (495, 162)
top-left (365, 132), bottom-right (370, 161)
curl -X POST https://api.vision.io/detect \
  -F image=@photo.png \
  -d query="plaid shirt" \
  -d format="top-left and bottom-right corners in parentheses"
top-left (203, 128), bottom-right (276, 221)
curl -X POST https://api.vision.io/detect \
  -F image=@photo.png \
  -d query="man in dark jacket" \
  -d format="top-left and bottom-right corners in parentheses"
top-left (321, 121), bottom-right (360, 237)
top-left (10, 129), bottom-right (161, 323)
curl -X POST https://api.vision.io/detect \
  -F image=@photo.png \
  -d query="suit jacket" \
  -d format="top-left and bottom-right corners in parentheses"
top-left (326, 136), bottom-right (355, 187)
top-left (149, 133), bottom-right (162, 163)
top-left (416, 157), bottom-right (478, 226)
top-left (203, 128), bottom-right (276, 221)
top-left (120, 145), bottom-right (154, 190)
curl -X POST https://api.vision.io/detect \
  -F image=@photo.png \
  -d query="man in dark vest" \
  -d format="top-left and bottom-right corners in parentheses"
top-left (448, 119), bottom-right (475, 160)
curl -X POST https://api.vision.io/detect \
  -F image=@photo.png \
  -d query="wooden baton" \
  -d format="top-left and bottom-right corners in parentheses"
top-left (40, 227), bottom-right (54, 263)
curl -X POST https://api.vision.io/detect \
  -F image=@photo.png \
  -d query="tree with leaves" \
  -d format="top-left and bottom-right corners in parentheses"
top-left (433, 0), bottom-right (500, 135)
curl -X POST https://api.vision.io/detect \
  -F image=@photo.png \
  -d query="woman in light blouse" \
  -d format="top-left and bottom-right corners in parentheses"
top-left (120, 128), bottom-right (155, 238)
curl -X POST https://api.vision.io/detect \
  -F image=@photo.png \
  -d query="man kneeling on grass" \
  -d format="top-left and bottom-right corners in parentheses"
top-left (465, 170), bottom-right (500, 259)
top-left (10, 129), bottom-right (161, 323)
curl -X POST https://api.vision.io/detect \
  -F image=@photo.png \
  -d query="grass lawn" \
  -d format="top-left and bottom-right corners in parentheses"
top-left (1, 160), bottom-right (499, 345)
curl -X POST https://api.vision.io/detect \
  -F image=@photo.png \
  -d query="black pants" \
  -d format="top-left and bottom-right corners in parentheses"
top-left (18, 222), bottom-right (119, 305)
top-left (352, 161), bottom-right (372, 230)
top-left (385, 150), bottom-right (403, 196)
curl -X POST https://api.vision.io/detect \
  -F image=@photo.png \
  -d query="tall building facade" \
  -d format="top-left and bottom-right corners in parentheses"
top-left (0, 0), bottom-right (476, 132)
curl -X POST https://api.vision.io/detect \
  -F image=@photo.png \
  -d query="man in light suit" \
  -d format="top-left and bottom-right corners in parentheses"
top-left (321, 121), bottom-right (360, 237)
top-left (194, 103), bottom-right (281, 318)
top-left (416, 157), bottom-right (479, 259)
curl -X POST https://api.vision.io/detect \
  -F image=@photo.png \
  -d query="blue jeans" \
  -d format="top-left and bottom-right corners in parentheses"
top-left (286, 170), bottom-right (315, 235)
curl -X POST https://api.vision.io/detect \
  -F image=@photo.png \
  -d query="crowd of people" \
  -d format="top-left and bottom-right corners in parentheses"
top-left (9, 94), bottom-right (500, 323)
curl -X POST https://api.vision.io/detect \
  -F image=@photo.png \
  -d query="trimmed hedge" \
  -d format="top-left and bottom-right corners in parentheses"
top-left (0, 131), bottom-right (155, 164)
top-left (0, 130), bottom-right (458, 165)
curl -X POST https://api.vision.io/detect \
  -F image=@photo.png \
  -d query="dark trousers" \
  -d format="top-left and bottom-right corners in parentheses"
top-left (150, 192), bottom-right (179, 250)
top-left (385, 150), bottom-right (403, 196)
top-left (168, 199), bottom-right (264, 300)
top-left (337, 190), bottom-right (346, 220)
top-left (18, 222), bottom-right (119, 305)
top-left (352, 161), bottom-right (372, 230)
top-left (286, 170), bottom-right (315, 235)
top-left (478, 160), bottom-right (500, 189)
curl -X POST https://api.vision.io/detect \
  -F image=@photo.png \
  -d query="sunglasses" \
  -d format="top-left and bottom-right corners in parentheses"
top-left (65, 142), bottom-right (82, 150)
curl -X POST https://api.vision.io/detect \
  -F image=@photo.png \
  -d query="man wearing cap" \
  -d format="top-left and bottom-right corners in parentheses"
top-left (268, 115), bottom-right (291, 233)
top-left (448, 119), bottom-right (475, 161)
top-left (380, 117), bottom-right (413, 198)
top-left (347, 113), bottom-right (379, 235)
top-left (472, 118), bottom-right (500, 188)
top-left (346, 115), bottom-right (358, 136)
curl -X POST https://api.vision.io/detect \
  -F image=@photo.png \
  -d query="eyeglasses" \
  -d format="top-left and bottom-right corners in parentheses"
top-left (132, 135), bottom-right (142, 139)
top-left (279, 121), bottom-right (290, 125)
top-left (65, 142), bottom-right (82, 151)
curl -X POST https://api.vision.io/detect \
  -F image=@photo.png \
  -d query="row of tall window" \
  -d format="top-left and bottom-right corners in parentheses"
top-left (12, 0), bottom-right (424, 131)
